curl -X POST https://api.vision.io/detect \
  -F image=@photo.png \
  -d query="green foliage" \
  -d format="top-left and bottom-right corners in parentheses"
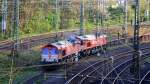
top-left (68, 19), bottom-right (77, 28)
top-left (108, 7), bottom-right (124, 19)
top-left (0, 0), bottom-right (149, 40)
top-left (0, 50), bottom-right (41, 84)
top-left (23, 11), bottom-right (61, 35)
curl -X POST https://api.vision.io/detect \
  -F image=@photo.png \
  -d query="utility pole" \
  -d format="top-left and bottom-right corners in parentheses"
top-left (96, 0), bottom-right (100, 35)
top-left (130, 0), bottom-right (140, 83)
top-left (122, 0), bottom-right (128, 41)
top-left (80, 0), bottom-right (84, 36)
top-left (125, 0), bottom-right (128, 41)
top-left (101, 0), bottom-right (104, 28)
top-left (53, 0), bottom-right (60, 42)
top-left (55, 0), bottom-right (58, 41)
top-left (9, 0), bottom-right (20, 83)
top-left (1, 0), bottom-right (7, 37)
top-left (88, 0), bottom-right (93, 22)
top-left (11, 0), bottom-right (20, 56)
top-left (146, 0), bottom-right (149, 21)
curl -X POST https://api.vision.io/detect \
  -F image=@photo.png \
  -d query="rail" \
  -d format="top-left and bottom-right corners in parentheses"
top-left (66, 47), bottom-right (150, 84)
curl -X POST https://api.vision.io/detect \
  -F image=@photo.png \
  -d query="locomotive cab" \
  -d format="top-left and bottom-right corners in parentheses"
top-left (41, 45), bottom-right (59, 63)
top-left (76, 35), bottom-right (97, 48)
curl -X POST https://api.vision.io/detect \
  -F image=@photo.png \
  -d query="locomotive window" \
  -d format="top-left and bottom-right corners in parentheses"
top-left (80, 40), bottom-right (83, 45)
top-left (87, 42), bottom-right (91, 47)
top-left (62, 50), bottom-right (66, 56)
top-left (55, 49), bottom-right (59, 54)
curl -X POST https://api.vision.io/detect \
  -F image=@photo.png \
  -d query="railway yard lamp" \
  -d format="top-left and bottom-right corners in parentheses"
top-left (130, 0), bottom-right (141, 83)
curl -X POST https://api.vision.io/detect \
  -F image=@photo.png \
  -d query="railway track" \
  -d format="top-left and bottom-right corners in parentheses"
top-left (0, 23), bottom-right (150, 51)
top-left (66, 45), bottom-right (150, 84)
top-left (140, 70), bottom-right (150, 84)
top-left (101, 52), bottom-right (150, 84)
top-left (21, 43), bottom-right (150, 84)
top-left (0, 29), bottom-right (79, 51)
top-left (2, 32), bottom-right (148, 84)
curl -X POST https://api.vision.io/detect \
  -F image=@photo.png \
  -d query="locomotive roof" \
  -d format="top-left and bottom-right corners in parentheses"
top-left (51, 40), bottom-right (73, 49)
top-left (77, 35), bottom-right (96, 40)
top-left (77, 34), bottom-right (107, 40)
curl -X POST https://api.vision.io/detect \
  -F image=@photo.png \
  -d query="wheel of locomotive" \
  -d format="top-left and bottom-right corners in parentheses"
top-left (78, 53), bottom-right (81, 59)
top-left (95, 47), bottom-right (98, 53)
top-left (90, 48), bottom-right (94, 55)
top-left (70, 55), bottom-right (74, 62)
top-left (97, 46), bottom-right (101, 54)
top-left (97, 48), bottom-right (101, 56)
top-left (97, 46), bottom-right (100, 53)
top-left (80, 50), bottom-right (84, 57)
top-left (92, 47), bottom-right (96, 55)
top-left (82, 50), bottom-right (86, 57)
top-left (103, 45), bottom-right (107, 51)
top-left (63, 56), bottom-right (69, 62)
top-left (58, 59), bottom-right (62, 62)
top-left (86, 49), bottom-right (89, 55)
top-left (89, 49), bottom-right (91, 55)
top-left (96, 46), bottom-right (99, 52)
top-left (74, 53), bottom-right (79, 62)
top-left (98, 46), bottom-right (101, 52)
top-left (84, 50), bottom-right (88, 56)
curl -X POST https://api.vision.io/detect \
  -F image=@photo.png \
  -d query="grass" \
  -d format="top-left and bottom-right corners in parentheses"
top-left (13, 69), bottom-right (40, 84)
top-left (0, 49), bottom-right (41, 84)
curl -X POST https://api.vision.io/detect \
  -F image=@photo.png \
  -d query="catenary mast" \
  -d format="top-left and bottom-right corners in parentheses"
top-left (130, 0), bottom-right (140, 83)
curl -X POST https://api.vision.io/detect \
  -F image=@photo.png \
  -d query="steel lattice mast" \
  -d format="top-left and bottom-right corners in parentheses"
top-left (130, 0), bottom-right (140, 83)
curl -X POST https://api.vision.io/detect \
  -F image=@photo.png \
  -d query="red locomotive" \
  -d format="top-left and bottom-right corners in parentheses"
top-left (41, 34), bottom-right (107, 63)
